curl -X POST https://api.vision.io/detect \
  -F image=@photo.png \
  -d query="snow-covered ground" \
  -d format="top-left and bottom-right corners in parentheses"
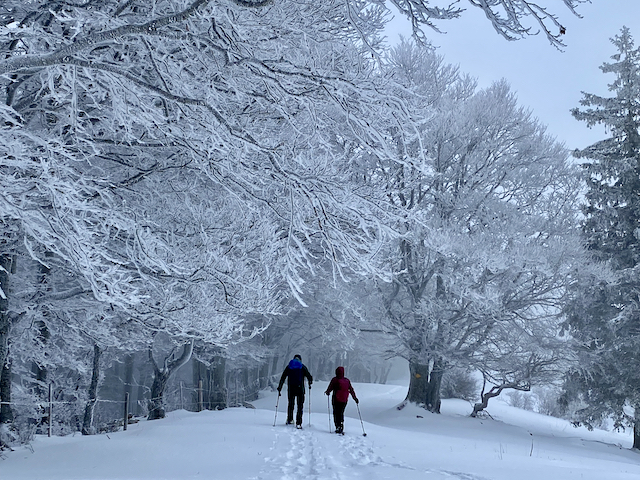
top-left (2, 381), bottom-right (639, 479)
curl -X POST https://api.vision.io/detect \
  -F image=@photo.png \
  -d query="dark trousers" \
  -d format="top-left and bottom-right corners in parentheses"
top-left (287, 388), bottom-right (305, 425)
top-left (332, 399), bottom-right (347, 428)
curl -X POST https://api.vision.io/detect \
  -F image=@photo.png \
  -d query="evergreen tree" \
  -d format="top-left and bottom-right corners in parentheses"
top-left (573, 26), bottom-right (640, 268)
top-left (565, 26), bottom-right (640, 449)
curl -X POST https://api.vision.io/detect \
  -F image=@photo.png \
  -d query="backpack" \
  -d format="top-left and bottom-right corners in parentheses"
top-left (287, 358), bottom-right (304, 387)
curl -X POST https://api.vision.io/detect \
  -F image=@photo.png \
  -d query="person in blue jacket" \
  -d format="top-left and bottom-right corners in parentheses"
top-left (277, 354), bottom-right (313, 427)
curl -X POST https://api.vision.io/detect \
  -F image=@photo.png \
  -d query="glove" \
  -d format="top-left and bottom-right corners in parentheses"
top-left (355, 398), bottom-right (359, 404)
top-left (324, 391), bottom-right (329, 396)
top-left (277, 388), bottom-right (281, 396)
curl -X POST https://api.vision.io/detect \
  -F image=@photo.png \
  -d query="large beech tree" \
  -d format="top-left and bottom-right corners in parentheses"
top-left (372, 42), bottom-right (582, 412)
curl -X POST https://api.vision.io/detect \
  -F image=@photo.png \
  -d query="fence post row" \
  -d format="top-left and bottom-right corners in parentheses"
top-left (5, 375), bottom-right (274, 436)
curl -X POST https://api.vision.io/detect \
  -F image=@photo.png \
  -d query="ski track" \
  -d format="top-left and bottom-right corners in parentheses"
top-left (256, 425), bottom-right (494, 480)
top-left (258, 426), bottom-right (344, 480)
top-left (255, 425), bottom-right (422, 480)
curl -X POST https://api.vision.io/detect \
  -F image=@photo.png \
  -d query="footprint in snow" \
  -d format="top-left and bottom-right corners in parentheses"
top-left (338, 431), bottom-right (415, 472)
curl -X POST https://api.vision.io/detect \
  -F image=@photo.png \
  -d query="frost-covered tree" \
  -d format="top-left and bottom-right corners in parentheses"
top-left (0, 0), bottom-right (402, 436)
top-left (372, 41), bottom-right (582, 413)
top-left (0, 0), bottom-right (388, 386)
top-left (0, 0), bottom-right (595, 314)
top-left (564, 26), bottom-right (640, 450)
top-left (0, 0), bottom-right (592, 440)
top-left (386, 0), bottom-right (588, 47)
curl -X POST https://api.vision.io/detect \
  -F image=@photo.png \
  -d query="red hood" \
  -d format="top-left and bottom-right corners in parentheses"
top-left (335, 366), bottom-right (344, 379)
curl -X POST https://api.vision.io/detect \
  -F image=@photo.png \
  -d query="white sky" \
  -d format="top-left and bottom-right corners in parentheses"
top-left (384, 1), bottom-right (640, 152)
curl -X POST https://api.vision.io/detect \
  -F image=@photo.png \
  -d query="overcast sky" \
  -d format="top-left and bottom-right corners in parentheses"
top-left (384, 1), bottom-right (640, 152)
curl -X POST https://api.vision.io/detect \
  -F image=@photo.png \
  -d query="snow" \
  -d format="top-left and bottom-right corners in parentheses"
top-left (2, 382), bottom-right (639, 480)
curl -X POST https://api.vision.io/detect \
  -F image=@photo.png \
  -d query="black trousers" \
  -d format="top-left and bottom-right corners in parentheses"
top-left (332, 399), bottom-right (347, 428)
top-left (287, 388), bottom-right (305, 425)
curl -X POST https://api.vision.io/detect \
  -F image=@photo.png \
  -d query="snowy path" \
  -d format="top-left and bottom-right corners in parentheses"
top-left (256, 424), bottom-right (492, 480)
top-left (257, 425), bottom-right (406, 480)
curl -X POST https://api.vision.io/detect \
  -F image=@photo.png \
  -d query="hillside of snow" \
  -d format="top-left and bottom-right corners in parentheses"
top-left (2, 381), bottom-right (639, 479)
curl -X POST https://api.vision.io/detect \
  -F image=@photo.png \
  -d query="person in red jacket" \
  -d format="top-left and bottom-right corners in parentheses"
top-left (324, 366), bottom-right (358, 434)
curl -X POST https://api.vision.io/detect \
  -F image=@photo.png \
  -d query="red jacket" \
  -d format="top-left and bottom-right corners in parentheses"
top-left (325, 366), bottom-right (358, 404)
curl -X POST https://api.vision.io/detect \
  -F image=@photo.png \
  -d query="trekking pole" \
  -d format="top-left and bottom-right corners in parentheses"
top-left (327, 394), bottom-right (332, 433)
top-left (308, 385), bottom-right (312, 427)
top-left (356, 402), bottom-right (367, 437)
top-left (273, 392), bottom-right (280, 427)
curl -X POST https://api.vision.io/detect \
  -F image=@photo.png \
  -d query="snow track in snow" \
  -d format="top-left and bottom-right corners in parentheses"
top-left (339, 433), bottom-right (414, 470)
top-left (256, 424), bottom-right (488, 480)
top-left (260, 426), bottom-right (345, 480)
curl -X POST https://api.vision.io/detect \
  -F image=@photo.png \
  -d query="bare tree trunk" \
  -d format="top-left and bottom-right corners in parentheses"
top-left (31, 320), bottom-right (49, 405)
top-left (271, 355), bottom-right (280, 378)
top-left (405, 358), bottom-right (444, 413)
top-left (33, 253), bottom-right (53, 428)
top-left (0, 356), bottom-right (13, 424)
top-left (471, 380), bottom-right (528, 417)
top-left (379, 362), bottom-right (392, 385)
top-left (82, 344), bottom-right (101, 435)
top-left (316, 355), bottom-right (326, 381)
top-left (136, 378), bottom-right (146, 416)
top-left (405, 360), bottom-right (431, 405)
top-left (425, 359), bottom-right (444, 413)
top-left (0, 254), bottom-right (13, 426)
top-left (259, 361), bottom-right (269, 390)
top-left (123, 354), bottom-right (134, 411)
top-left (210, 353), bottom-right (226, 410)
top-left (148, 341), bottom-right (194, 420)
top-left (634, 407), bottom-right (640, 450)
top-left (192, 356), bottom-right (206, 411)
top-left (148, 369), bottom-right (170, 420)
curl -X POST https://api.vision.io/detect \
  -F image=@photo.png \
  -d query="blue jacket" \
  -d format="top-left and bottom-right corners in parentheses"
top-left (278, 358), bottom-right (313, 392)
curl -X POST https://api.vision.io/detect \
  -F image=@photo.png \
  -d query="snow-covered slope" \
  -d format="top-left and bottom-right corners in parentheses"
top-left (2, 381), bottom-right (639, 479)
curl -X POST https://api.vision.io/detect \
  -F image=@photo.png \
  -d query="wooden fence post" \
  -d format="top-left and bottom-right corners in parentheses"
top-left (48, 383), bottom-right (52, 438)
top-left (198, 379), bottom-right (204, 412)
top-left (123, 392), bottom-right (129, 431)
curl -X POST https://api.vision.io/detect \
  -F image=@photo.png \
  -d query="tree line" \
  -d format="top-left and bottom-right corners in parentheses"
top-left (2, 0), bottom-right (639, 451)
